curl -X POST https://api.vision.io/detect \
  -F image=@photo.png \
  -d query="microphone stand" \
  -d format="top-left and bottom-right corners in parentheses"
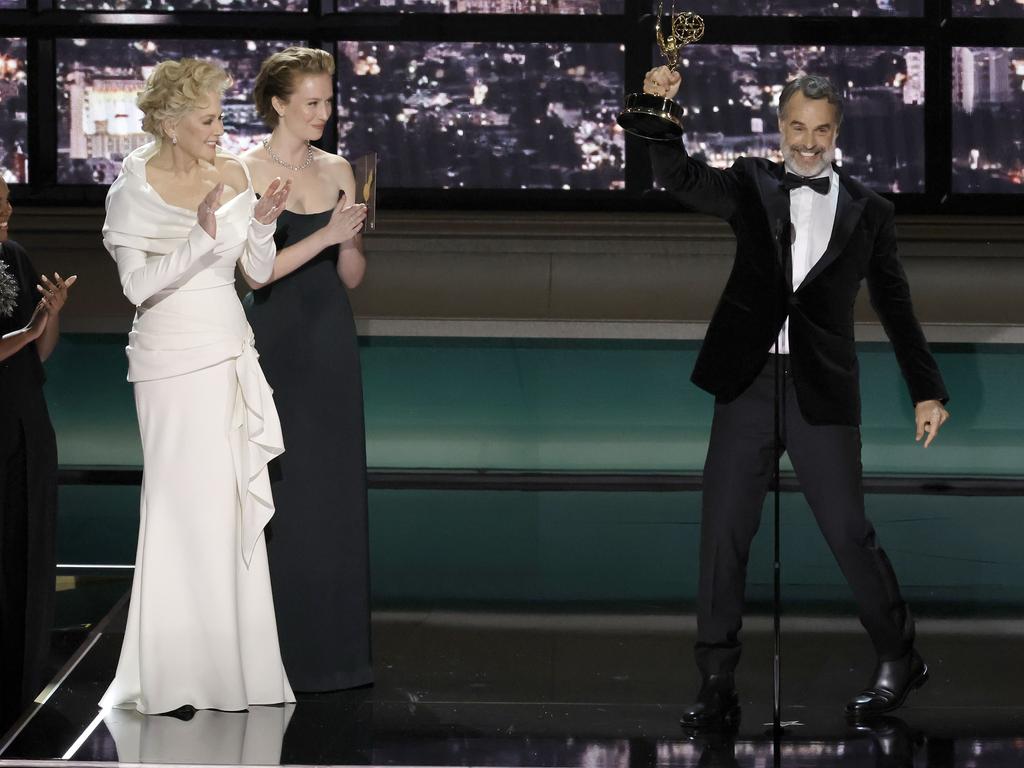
top-left (773, 347), bottom-right (782, 733)
top-left (772, 353), bottom-right (783, 762)
top-left (772, 218), bottom-right (792, 747)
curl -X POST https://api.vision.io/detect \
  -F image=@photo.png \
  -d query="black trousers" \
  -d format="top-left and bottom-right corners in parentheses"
top-left (0, 412), bottom-right (57, 734)
top-left (695, 355), bottom-right (913, 677)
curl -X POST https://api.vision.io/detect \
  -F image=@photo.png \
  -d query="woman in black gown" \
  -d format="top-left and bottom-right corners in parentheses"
top-left (242, 47), bottom-right (371, 692)
top-left (0, 177), bottom-right (75, 730)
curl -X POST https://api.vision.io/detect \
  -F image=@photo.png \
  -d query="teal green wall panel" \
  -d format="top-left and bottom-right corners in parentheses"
top-left (57, 485), bottom-right (1023, 609)
top-left (47, 334), bottom-right (1023, 610)
top-left (367, 490), bottom-right (1023, 608)
top-left (57, 485), bottom-right (140, 564)
top-left (858, 344), bottom-right (1024, 476)
top-left (367, 490), bottom-right (705, 604)
top-left (45, 335), bottom-right (140, 467)
top-left (360, 339), bottom-right (708, 471)
top-left (773, 493), bottom-right (1024, 608)
top-left (46, 335), bottom-right (1024, 477)
top-left (363, 338), bottom-right (1020, 475)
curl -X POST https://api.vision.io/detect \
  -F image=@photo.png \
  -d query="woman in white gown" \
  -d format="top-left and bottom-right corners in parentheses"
top-left (99, 59), bottom-right (295, 714)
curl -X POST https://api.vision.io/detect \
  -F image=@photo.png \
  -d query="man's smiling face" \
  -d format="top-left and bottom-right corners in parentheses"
top-left (779, 91), bottom-right (839, 178)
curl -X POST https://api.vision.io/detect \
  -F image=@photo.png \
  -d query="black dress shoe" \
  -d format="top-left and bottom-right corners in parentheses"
top-left (845, 649), bottom-right (929, 718)
top-left (850, 715), bottom-right (920, 767)
top-left (154, 704), bottom-right (197, 721)
top-left (680, 674), bottom-right (741, 729)
top-left (690, 727), bottom-right (740, 767)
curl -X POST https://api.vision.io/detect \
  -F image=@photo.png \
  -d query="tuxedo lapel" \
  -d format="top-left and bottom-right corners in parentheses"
top-left (798, 174), bottom-right (866, 290)
top-left (754, 162), bottom-right (792, 280)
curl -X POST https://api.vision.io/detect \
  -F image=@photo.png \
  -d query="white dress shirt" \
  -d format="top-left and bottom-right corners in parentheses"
top-left (772, 166), bottom-right (840, 355)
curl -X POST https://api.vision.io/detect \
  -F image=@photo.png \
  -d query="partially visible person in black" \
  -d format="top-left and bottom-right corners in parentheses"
top-left (0, 176), bottom-right (76, 733)
top-left (641, 71), bottom-right (950, 726)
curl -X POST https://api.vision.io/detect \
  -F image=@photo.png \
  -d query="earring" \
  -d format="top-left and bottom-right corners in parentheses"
top-left (171, 134), bottom-right (178, 145)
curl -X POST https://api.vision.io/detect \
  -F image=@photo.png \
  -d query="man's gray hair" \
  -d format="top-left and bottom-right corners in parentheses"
top-left (778, 75), bottom-right (844, 127)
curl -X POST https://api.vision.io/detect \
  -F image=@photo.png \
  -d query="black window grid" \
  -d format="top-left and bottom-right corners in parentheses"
top-left (3, 0), bottom-right (1024, 213)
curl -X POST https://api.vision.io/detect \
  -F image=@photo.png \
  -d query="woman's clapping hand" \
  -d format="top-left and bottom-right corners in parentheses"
top-left (254, 178), bottom-right (293, 225)
top-left (324, 193), bottom-right (367, 245)
top-left (37, 272), bottom-right (77, 318)
top-left (197, 183), bottom-right (224, 239)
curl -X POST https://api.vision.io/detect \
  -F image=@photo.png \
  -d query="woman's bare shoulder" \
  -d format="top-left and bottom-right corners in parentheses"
top-left (316, 149), bottom-right (353, 173)
top-left (316, 151), bottom-right (355, 190)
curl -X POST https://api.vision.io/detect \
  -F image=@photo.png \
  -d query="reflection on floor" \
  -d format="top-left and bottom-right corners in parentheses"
top-left (2, 602), bottom-right (1024, 767)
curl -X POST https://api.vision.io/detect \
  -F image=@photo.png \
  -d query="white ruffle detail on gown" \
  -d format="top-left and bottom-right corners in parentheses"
top-left (98, 142), bottom-right (294, 713)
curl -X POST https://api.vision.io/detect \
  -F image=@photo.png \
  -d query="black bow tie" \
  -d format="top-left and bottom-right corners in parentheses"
top-left (781, 172), bottom-right (830, 195)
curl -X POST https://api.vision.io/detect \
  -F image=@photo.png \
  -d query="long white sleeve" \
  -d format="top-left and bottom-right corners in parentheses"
top-left (112, 224), bottom-right (218, 307)
top-left (240, 218), bottom-right (277, 284)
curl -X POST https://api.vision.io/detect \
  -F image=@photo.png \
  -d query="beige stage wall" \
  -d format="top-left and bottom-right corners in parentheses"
top-left (12, 208), bottom-right (1024, 344)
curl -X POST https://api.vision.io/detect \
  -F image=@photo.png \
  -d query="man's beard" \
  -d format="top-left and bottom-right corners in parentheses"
top-left (782, 144), bottom-right (834, 177)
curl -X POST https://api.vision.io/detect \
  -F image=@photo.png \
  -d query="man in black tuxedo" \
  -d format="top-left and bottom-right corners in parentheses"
top-left (642, 70), bottom-right (950, 726)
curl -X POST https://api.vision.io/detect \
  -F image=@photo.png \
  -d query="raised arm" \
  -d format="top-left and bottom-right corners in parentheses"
top-left (111, 225), bottom-right (217, 306)
top-left (242, 174), bottom-right (366, 290)
top-left (240, 217), bottom-right (279, 285)
top-left (644, 66), bottom-right (742, 220)
top-left (106, 183), bottom-right (223, 306)
top-left (34, 272), bottom-right (76, 362)
top-left (334, 158), bottom-right (367, 289)
top-left (239, 176), bottom-right (291, 285)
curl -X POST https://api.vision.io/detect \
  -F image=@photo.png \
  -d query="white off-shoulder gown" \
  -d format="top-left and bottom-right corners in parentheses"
top-left (99, 142), bottom-right (294, 713)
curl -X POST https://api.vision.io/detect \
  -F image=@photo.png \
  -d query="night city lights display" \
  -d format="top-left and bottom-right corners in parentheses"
top-left (673, 45), bottom-right (925, 193)
top-left (952, 47), bottom-right (1024, 192)
top-left (684, 0), bottom-right (922, 16)
top-left (333, 0), bottom-right (619, 13)
top-left (56, 39), bottom-right (301, 184)
top-left (954, 0), bottom-right (1024, 16)
top-left (58, 0), bottom-right (306, 10)
top-left (336, 41), bottom-right (625, 189)
top-left (0, 38), bottom-right (27, 184)
top-left (0, 0), bottom-right (1019, 197)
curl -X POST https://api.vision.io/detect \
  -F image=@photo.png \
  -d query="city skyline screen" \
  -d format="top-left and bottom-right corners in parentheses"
top-left (684, 1), bottom-right (923, 16)
top-left (56, 38), bottom-right (302, 184)
top-left (952, 47), bottom-right (1024, 193)
top-left (333, 0), bottom-right (620, 13)
top-left (336, 41), bottom-right (625, 190)
top-left (0, 37), bottom-right (28, 184)
top-left (953, 0), bottom-right (1024, 15)
top-left (57, 0), bottom-right (306, 10)
top-left (673, 45), bottom-right (926, 194)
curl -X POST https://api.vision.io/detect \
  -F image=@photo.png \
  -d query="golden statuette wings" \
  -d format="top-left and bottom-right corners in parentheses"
top-left (655, 4), bottom-right (705, 71)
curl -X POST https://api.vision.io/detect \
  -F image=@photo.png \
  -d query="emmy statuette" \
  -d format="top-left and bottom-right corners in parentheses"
top-left (617, 5), bottom-right (705, 141)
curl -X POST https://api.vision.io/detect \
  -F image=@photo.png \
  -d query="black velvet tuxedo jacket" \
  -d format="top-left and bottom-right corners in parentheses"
top-left (650, 140), bottom-right (948, 426)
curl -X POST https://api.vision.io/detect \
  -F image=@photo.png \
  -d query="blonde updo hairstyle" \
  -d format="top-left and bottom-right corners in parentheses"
top-left (137, 58), bottom-right (231, 141)
top-left (254, 46), bottom-right (336, 129)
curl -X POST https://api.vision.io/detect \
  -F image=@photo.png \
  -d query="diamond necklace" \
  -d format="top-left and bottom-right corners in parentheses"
top-left (263, 138), bottom-right (314, 172)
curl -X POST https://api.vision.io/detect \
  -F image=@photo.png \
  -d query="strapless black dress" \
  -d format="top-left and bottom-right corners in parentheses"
top-left (246, 209), bottom-right (372, 691)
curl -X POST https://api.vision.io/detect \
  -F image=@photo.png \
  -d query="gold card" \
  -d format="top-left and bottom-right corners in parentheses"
top-left (352, 152), bottom-right (378, 232)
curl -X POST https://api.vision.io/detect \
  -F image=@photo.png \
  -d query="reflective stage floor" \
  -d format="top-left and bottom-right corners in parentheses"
top-left (2, 599), bottom-right (1023, 767)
